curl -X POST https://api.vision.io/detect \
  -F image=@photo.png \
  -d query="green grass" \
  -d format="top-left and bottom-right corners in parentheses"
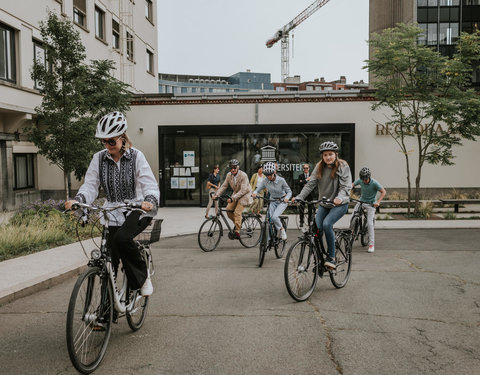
top-left (0, 200), bottom-right (101, 262)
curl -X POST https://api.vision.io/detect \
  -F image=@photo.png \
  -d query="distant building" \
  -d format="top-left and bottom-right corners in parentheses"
top-left (272, 76), bottom-right (368, 92)
top-left (158, 70), bottom-right (273, 94)
top-left (369, 0), bottom-right (480, 84)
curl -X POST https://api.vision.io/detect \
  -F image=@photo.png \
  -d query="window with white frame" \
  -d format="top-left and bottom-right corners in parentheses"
top-left (73, 0), bottom-right (87, 27)
top-left (145, 0), bottom-right (153, 22)
top-left (0, 23), bottom-right (16, 83)
top-left (126, 31), bottom-right (134, 61)
top-left (146, 49), bottom-right (154, 74)
top-left (14, 154), bottom-right (35, 190)
top-left (95, 7), bottom-right (105, 40)
top-left (112, 19), bottom-right (120, 49)
top-left (33, 40), bottom-right (49, 89)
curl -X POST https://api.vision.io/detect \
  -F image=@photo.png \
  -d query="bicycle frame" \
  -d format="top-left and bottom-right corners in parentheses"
top-left (74, 203), bottom-right (146, 314)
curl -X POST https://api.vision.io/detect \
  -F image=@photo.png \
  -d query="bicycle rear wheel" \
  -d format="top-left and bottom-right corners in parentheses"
top-left (198, 218), bottom-right (222, 252)
top-left (360, 213), bottom-right (370, 247)
top-left (284, 239), bottom-right (318, 302)
top-left (127, 247), bottom-right (152, 331)
top-left (239, 214), bottom-right (262, 248)
top-left (330, 233), bottom-right (352, 288)
top-left (258, 222), bottom-right (267, 267)
top-left (126, 292), bottom-right (149, 331)
top-left (66, 266), bottom-right (113, 374)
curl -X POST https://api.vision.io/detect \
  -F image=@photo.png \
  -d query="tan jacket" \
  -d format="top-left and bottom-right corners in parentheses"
top-left (217, 170), bottom-right (253, 206)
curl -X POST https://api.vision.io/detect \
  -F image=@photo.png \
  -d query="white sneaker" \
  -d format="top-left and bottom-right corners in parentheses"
top-left (368, 245), bottom-right (375, 253)
top-left (280, 228), bottom-right (287, 241)
top-left (140, 276), bottom-right (153, 296)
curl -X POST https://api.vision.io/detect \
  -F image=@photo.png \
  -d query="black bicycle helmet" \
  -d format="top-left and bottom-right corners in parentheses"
top-left (229, 159), bottom-right (240, 168)
top-left (359, 167), bottom-right (371, 179)
top-left (319, 141), bottom-right (339, 153)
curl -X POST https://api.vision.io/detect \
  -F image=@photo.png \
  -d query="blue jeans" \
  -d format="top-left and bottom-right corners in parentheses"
top-left (315, 204), bottom-right (348, 260)
top-left (269, 201), bottom-right (288, 231)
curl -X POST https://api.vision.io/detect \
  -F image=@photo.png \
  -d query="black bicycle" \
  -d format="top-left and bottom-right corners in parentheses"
top-left (284, 198), bottom-right (353, 302)
top-left (198, 194), bottom-right (262, 251)
top-left (256, 196), bottom-right (289, 267)
top-left (65, 201), bottom-right (160, 374)
top-left (349, 198), bottom-right (374, 247)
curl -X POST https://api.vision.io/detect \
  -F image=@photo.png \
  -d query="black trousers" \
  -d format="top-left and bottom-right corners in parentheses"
top-left (108, 211), bottom-right (152, 290)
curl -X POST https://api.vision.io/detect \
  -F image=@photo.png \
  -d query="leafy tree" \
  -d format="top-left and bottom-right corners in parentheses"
top-left (365, 23), bottom-right (480, 215)
top-left (28, 12), bottom-right (131, 199)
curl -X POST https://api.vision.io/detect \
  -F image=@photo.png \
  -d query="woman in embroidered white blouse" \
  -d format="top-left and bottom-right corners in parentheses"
top-left (65, 112), bottom-right (160, 296)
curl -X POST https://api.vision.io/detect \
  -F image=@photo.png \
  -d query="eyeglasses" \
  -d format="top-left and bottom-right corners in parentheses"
top-left (101, 138), bottom-right (119, 146)
top-left (303, 167), bottom-right (309, 169)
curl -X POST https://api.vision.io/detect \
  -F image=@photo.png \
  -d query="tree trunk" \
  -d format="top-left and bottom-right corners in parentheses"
top-left (64, 172), bottom-right (70, 201)
top-left (404, 154), bottom-right (412, 217)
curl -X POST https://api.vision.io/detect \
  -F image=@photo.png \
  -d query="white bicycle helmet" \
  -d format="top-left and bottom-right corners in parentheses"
top-left (263, 161), bottom-right (276, 176)
top-left (95, 111), bottom-right (128, 138)
top-left (319, 141), bottom-right (339, 153)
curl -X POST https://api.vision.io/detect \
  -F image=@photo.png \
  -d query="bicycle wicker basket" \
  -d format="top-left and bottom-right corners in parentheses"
top-left (134, 219), bottom-right (163, 245)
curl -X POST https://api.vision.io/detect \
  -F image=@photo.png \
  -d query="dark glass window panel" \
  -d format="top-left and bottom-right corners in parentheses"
top-left (418, 8), bottom-right (428, 22)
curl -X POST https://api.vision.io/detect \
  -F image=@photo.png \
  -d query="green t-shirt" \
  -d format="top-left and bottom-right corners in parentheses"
top-left (353, 178), bottom-right (383, 204)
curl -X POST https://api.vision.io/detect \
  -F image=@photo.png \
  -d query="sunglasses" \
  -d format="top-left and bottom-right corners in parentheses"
top-left (230, 166), bottom-right (238, 170)
top-left (101, 138), bottom-right (119, 146)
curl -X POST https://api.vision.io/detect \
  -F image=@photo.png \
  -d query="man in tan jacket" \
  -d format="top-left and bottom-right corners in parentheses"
top-left (214, 159), bottom-right (253, 239)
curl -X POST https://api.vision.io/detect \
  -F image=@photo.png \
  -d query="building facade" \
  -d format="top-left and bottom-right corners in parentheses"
top-left (158, 71), bottom-right (273, 94)
top-left (126, 91), bottom-right (479, 207)
top-left (0, 0), bottom-right (158, 210)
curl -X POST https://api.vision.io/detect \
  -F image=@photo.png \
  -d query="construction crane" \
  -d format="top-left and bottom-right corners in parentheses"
top-left (266, 0), bottom-right (332, 82)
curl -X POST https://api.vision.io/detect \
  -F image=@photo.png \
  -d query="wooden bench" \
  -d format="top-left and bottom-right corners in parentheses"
top-left (373, 200), bottom-right (443, 213)
top-left (440, 199), bottom-right (480, 213)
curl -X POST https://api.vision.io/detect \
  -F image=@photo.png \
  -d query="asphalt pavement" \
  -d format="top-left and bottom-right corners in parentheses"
top-left (0, 207), bottom-right (479, 306)
top-left (0, 228), bottom-right (479, 374)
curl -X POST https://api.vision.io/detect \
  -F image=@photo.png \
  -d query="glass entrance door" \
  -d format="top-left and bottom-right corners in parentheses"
top-left (163, 135), bottom-right (200, 206)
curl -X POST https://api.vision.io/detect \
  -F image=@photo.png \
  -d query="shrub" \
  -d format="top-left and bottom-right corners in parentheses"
top-left (0, 199), bottom-right (101, 261)
top-left (443, 212), bottom-right (457, 220)
top-left (417, 201), bottom-right (434, 219)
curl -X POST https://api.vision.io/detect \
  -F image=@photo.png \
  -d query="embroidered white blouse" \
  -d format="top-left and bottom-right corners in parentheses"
top-left (75, 147), bottom-right (160, 226)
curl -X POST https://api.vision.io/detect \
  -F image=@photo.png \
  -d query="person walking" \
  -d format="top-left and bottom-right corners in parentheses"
top-left (65, 111), bottom-right (159, 296)
top-left (293, 141), bottom-right (352, 270)
top-left (249, 164), bottom-right (266, 215)
top-left (252, 162), bottom-right (291, 240)
top-left (214, 159), bottom-right (253, 239)
top-left (297, 163), bottom-right (315, 227)
top-left (352, 167), bottom-right (386, 253)
top-left (205, 164), bottom-right (220, 218)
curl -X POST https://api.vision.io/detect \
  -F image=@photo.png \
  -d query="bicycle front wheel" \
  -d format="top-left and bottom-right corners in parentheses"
top-left (360, 213), bottom-right (370, 247)
top-left (330, 233), bottom-right (352, 288)
top-left (239, 214), bottom-right (262, 248)
top-left (66, 266), bottom-right (113, 374)
top-left (284, 239), bottom-right (318, 302)
top-left (274, 239), bottom-right (287, 258)
top-left (258, 222), bottom-right (267, 267)
top-left (198, 218), bottom-right (222, 252)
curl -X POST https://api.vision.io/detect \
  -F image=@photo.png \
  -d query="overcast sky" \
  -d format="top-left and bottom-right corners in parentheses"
top-left (157, 0), bottom-right (369, 84)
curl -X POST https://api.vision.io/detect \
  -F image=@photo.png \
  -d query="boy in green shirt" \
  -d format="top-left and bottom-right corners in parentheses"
top-left (352, 167), bottom-right (386, 253)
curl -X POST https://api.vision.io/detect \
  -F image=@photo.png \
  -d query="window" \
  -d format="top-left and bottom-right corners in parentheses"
top-left (33, 41), bottom-right (48, 89)
top-left (95, 7), bottom-right (105, 40)
top-left (0, 23), bottom-right (16, 83)
top-left (14, 154), bottom-right (35, 190)
top-left (73, 0), bottom-right (87, 27)
top-left (145, 0), bottom-right (153, 22)
top-left (112, 20), bottom-right (120, 49)
top-left (126, 31), bottom-right (134, 61)
top-left (146, 49), bottom-right (154, 74)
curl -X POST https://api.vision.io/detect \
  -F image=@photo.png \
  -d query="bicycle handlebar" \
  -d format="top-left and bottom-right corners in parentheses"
top-left (350, 198), bottom-right (375, 207)
top-left (67, 201), bottom-right (147, 215)
top-left (294, 197), bottom-right (336, 208)
top-left (254, 196), bottom-right (289, 203)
